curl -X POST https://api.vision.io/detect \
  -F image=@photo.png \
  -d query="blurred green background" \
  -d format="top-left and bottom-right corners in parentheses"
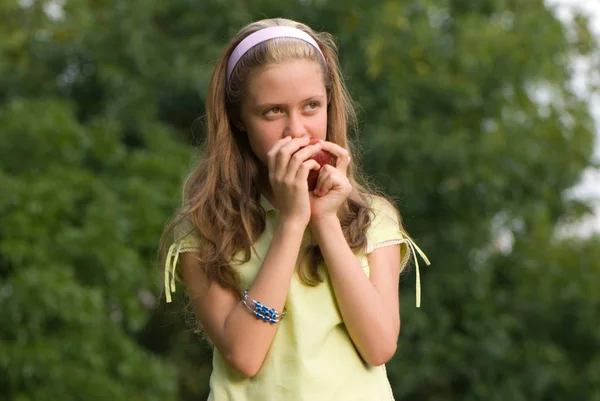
top-left (1, 0), bottom-right (600, 400)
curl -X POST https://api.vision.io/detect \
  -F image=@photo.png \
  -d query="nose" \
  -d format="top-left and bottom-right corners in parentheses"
top-left (283, 112), bottom-right (308, 139)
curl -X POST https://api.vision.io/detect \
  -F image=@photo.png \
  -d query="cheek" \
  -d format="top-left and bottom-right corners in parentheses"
top-left (313, 110), bottom-right (328, 139)
top-left (247, 122), bottom-right (281, 164)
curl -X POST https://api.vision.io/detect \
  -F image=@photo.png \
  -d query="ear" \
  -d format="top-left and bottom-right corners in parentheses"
top-left (231, 119), bottom-right (245, 132)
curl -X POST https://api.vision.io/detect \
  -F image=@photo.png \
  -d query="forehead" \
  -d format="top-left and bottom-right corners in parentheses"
top-left (244, 59), bottom-right (326, 104)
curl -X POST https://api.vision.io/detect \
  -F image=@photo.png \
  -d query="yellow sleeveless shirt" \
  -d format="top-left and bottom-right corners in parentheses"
top-left (164, 195), bottom-right (430, 401)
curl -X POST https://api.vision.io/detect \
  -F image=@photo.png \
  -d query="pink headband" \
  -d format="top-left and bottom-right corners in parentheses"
top-left (226, 26), bottom-right (326, 82)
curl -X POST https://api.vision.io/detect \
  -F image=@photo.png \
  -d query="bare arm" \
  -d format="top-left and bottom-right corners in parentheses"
top-left (178, 137), bottom-right (324, 377)
top-left (180, 219), bottom-right (305, 378)
top-left (310, 216), bottom-right (401, 366)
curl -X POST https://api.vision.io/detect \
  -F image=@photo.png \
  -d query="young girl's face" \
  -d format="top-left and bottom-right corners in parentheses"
top-left (239, 58), bottom-right (328, 166)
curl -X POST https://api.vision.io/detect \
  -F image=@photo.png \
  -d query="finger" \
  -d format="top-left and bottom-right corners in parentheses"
top-left (316, 174), bottom-right (335, 197)
top-left (319, 141), bottom-right (351, 173)
top-left (296, 159), bottom-right (321, 182)
top-left (315, 165), bottom-right (334, 196)
top-left (286, 142), bottom-right (323, 181)
top-left (267, 137), bottom-right (293, 177)
top-left (275, 137), bottom-right (311, 179)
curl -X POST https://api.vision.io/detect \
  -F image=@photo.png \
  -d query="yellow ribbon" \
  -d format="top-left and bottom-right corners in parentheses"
top-left (403, 236), bottom-right (431, 308)
top-left (164, 241), bottom-right (183, 303)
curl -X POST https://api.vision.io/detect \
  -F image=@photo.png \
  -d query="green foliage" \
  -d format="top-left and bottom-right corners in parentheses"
top-left (1, 0), bottom-right (598, 400)
top-left (0, 97), bottom-right (190, 399)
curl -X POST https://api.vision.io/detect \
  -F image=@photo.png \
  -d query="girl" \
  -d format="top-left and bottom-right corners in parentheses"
top-left (160, 18), bottom-right (430, 401)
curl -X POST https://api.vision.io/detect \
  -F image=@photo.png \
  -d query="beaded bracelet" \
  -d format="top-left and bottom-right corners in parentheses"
top-left (242, 290), bottom-right (287, 324)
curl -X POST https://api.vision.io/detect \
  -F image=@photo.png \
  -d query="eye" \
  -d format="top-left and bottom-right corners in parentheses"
top-left (304, 101), bottom-right (320, 111)
top-left (265, 107), bottom-right (282, 116)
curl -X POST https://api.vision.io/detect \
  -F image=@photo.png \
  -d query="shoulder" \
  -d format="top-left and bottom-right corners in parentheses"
top-left (364, 194), bottom-right (411, 263)
top-left (366, 194), bottom-right (402, 228)
top-left (164, 214), bottom-right (203, 303)
top-left (173, 215), bottom-right (202, 250)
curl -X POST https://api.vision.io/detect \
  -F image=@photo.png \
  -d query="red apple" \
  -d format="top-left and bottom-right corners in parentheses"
top-left (303, 137), bottom-right (337, 191)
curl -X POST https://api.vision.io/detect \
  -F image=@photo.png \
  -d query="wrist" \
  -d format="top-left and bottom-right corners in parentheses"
top-left (309, 215), bottom-right (344, 248)
top-left (309, 214), bottom-right (341, 231)
top-left (277, 216), bottom-right (309, 234)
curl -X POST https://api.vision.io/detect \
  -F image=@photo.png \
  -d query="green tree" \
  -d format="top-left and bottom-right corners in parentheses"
top-left (0, 2), bottom-right (192, 398)
top-left (0, 98), bottom-right (190, 399)
top-left (1, 0), bottom-right (598, 400)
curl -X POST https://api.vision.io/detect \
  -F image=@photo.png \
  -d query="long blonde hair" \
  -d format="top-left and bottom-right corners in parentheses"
top-left (159, 18), bottom-right (405, 296)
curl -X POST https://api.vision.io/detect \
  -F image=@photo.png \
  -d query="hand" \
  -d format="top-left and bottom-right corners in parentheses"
top-left (309, 140), bottom-right (352, 222)
top-left (267, 136), bottom-right (323, 227)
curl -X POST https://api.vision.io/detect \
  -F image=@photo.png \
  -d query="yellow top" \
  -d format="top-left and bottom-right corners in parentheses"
top-left (164, 195), bottom-right (430, 401)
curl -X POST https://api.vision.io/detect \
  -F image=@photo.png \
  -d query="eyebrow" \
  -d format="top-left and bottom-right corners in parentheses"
top-left (254, 95), bottom-right (327, 112)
